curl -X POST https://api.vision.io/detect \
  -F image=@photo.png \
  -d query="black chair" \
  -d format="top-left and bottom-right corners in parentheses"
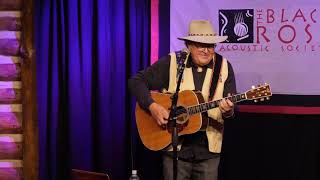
top-left (72, 169), bottom-right (110, 180)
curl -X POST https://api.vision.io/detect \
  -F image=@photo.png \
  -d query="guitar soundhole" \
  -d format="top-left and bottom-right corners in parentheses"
top-left (176, 106), bottom-right (187, 115)
top-left (163, 106), bottom-right (189, 133)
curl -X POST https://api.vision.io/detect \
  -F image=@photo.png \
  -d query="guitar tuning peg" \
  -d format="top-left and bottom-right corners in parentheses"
top-left (254, 100), bottom-right (258, 103)
top-left (260, 98), bottom-right (265, 101)
top-left (251, 85), bottom-right (255, 89)
top-left (266, 97), bottom-right (270, 100)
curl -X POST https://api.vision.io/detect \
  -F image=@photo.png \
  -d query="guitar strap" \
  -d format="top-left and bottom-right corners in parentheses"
top-left (209, 53), bottom-right (223, 101)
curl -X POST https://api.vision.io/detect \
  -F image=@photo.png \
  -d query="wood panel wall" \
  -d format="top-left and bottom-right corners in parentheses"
top-left (0, 0), bottom-right (38, 179)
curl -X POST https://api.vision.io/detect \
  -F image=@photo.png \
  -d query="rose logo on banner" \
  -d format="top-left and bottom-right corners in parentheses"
top-left (219, 9), bottom-right (254, 43)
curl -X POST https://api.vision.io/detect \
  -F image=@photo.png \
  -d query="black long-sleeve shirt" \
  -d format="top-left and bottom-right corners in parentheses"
top-left (128, 54), bottom-right (237, 160)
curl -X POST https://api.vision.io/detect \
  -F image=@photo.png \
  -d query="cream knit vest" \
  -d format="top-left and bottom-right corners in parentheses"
top-left (166, 52), bottom-right (229, 153)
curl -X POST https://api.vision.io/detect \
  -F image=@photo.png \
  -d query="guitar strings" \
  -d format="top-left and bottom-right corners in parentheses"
top-left (175, 94), bottom-right (242, 115)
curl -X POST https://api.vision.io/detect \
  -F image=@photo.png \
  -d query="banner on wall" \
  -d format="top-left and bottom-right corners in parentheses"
top-left (170, 0), bottom-right (320, 95)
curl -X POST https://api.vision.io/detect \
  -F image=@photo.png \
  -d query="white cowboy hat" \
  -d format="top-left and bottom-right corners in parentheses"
top-left (178, 20), bottom-right (228, 44)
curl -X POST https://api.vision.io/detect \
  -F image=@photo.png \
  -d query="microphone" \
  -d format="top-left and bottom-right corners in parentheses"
top-left (181, 48), bottom-right (189, 55)
top-left (178, 48), bottom-right (190, 65)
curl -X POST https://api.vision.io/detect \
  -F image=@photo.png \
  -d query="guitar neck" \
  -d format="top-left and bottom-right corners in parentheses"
top-left (187, 93), bottom-right (246, 115)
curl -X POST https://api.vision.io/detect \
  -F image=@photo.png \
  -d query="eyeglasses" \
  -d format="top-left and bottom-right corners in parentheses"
top-left (191, 43), bottom-right (216, 53)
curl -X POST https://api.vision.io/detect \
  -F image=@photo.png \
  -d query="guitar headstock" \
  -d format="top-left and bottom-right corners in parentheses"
top-left (245, 83), bottom-right (272, 102)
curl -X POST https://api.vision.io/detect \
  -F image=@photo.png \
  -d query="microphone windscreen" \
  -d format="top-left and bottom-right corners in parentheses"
top-left (181, 48), bottom-right (190, 55)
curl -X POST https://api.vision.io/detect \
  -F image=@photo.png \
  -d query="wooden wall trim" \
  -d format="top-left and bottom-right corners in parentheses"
top-left (0, 11), bottom-right (21, 17)
top-left (0, 159), bottom-right (22, 167)
top-left (0, 31), bottom-right (21, 39)
top-left (0, 81), bottom-right (22, 103)
top-left (0, 39), bottom-right (20, 56)
top-left (21, 0), bottom-right (38, 179)
top-left (0, 55), bottom-right (21, 64)
top-left (0, 112), bottom-right (22, 133)
top-left (0, 63), bottom-right (21, 81)
top-left (0, 160), bottom-right (23, 179)
top-left (0, 104), bottom-right (22, 112)
top-left (0, 167), bottom-right (22, 179)
top-left (0, 17), bottom-right (21, 31)
top-left (0, 0), bottom-right (22, 11)
top-left (0, 134), bottom-right (23, 159)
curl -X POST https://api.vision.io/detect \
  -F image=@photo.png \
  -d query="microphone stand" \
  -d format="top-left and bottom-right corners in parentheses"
top-left (168, 51), bottom-right (187, 180)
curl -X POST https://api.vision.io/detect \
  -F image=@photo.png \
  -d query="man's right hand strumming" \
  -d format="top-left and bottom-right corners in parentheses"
top-left (149, 102), bottom-right (169, 126)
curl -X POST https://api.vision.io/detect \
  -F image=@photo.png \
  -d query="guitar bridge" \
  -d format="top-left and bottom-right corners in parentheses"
top-left (166, 121), bottom-right (188, 134)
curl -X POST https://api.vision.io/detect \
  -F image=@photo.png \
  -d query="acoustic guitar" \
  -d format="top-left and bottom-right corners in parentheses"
top-left (135, 84), bottom-right (272, 151)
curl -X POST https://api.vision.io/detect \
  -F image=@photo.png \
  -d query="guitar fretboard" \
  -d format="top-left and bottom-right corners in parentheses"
top-left (186, 93), bottom-right (246, 115)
